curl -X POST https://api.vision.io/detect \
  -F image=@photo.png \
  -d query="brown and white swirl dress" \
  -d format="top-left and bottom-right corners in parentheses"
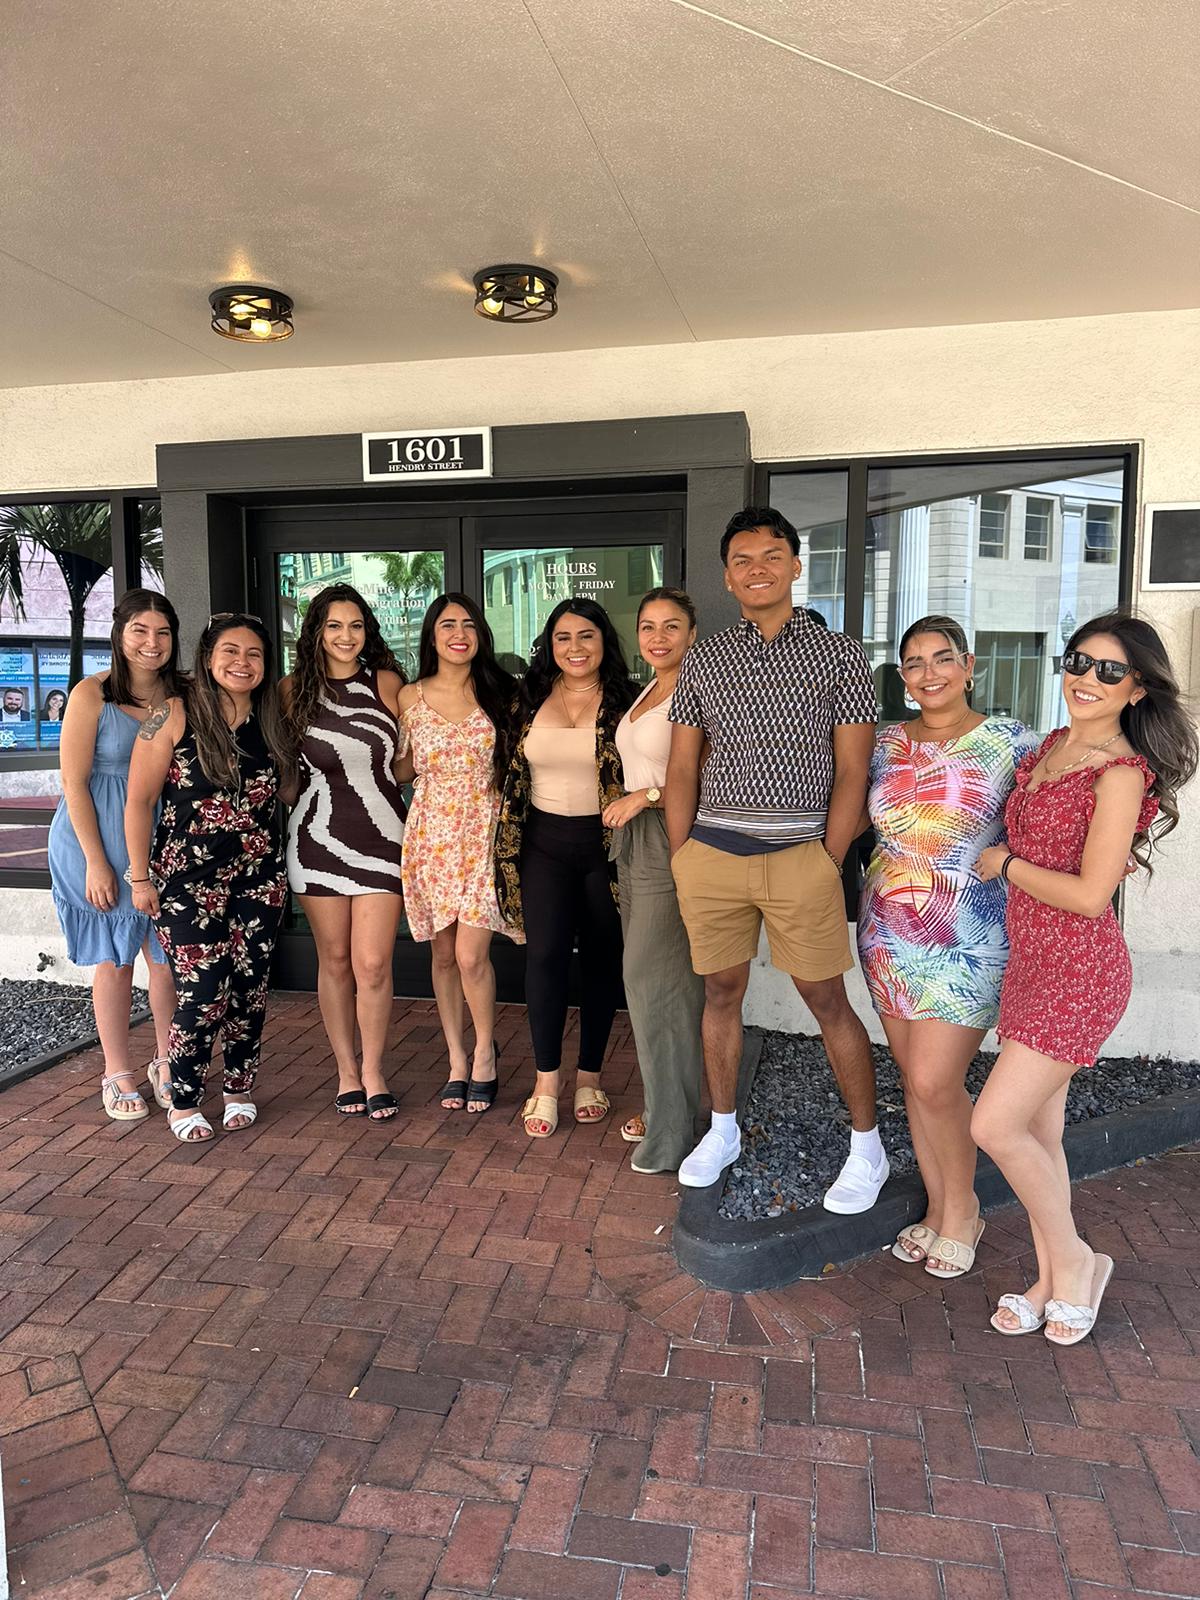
top-left (286, 667), bottom-right (406, 895)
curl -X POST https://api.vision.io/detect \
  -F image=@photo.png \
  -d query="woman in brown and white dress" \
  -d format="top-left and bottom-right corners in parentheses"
top-left (282, 584), bottom-right (407, 1119)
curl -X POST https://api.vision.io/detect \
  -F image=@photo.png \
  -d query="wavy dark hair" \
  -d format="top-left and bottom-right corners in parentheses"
top-left (523, 596), bottom-right (637, 722)
top-left (104, 588), bottom-right (183, 706)
top-left (185, 614), bottom-right (296, 791)
top-left (1066, 609), bottom-right (1198, 870)
top-left (287, 584), bottom-right (405, 735)
top-left (417, 592), bottom-right (517, 787)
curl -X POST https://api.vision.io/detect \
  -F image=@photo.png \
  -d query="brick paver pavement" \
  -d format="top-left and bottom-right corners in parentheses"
top-left (0, 994), bottom-right (1197, 1599)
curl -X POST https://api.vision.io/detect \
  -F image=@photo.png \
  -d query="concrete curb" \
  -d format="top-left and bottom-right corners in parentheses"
top-left (673, 1035), bottom-right (1200, 1291)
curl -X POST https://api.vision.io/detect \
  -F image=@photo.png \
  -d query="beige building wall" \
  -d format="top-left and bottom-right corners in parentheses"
top-left (3, 307), bottom-right (1198, 1052)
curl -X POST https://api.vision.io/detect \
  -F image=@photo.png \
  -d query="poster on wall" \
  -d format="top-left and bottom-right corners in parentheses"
top-left (35, 645), bottom-right (110, 746)
top-left (0, 647), bottom-right (36, 750)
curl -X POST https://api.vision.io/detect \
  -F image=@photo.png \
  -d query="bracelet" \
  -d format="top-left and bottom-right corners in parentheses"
top-left (1000, 853), bottom-right (1016, 882)
top-left (123, 866), bottom-right (152, 885)
top-left (823, 845), bottom-right (844, 873)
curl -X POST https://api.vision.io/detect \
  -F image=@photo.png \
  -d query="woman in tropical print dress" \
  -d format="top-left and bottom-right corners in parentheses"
top-left (126, 614), bottom-right (296, 1143)
top-left (398, 593), bottom-right (517, 1115)
top-left (858, 615), bottom-right (1036, 1278)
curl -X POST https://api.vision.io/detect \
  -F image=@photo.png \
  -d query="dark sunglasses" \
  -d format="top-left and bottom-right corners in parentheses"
top-left (1062, 649), bottom-right (1136, 686)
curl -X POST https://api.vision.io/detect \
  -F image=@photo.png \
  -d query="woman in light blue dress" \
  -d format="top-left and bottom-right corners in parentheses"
top-left (47, 589), bottom-right (181, 1121)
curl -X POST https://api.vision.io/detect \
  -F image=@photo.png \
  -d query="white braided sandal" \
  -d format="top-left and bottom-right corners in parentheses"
top-left (168, 1110), bottom-right (213, 1142)
top-left (222, 1100), bottom-right (258, 1131)
top-left (990, 1293), bottom-right (1046, 1336)
top-left (1044, 1254), bottom-right (1115, 1347)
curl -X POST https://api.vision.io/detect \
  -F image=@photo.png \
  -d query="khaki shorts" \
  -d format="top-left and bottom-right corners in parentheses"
top-left (670, 837), bottom-right (853, 980)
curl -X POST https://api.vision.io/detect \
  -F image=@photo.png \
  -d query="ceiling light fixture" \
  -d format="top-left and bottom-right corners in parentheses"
top-left (473, 265), bottom-right (558, 323)
top-left (209, 284), bottom-right (294, 342)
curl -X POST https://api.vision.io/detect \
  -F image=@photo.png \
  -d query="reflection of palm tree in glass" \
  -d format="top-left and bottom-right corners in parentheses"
top-left (0, 502), bottom-right (163, 689)
top-left (375, 550), bottom-right (444, 675)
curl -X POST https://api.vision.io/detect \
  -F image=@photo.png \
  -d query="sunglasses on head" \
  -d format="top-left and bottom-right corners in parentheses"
top-left (208, 611), bottom-right (263, 626)
top-left (1062, 649), bottom-right (1136, 686)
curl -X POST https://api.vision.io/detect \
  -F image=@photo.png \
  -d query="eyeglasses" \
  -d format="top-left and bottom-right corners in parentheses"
top-left (1062, 649), bottom-right (1136, 686)
top-left (899, 649), bottom-right (965, 677)
top-left (208, 612), bottom-right (263, 625)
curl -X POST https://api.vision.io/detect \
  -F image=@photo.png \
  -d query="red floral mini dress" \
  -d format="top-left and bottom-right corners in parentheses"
top-left (998, 728), bottom-right (1157, 1068)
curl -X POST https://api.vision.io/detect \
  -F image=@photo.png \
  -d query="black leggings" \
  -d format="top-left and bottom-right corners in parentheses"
top-left (519, 808), bottom-right (624, 1074)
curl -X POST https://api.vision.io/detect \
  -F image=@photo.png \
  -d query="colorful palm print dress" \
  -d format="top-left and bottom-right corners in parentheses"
top-left (857, 717), bottom-right (1038, 1027)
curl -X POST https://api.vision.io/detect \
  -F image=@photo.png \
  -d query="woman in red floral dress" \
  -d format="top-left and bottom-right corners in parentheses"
top-left (126, 615), bottom-right (296, 1143)
top-left (974, 613), bottom-right (1196, 1346)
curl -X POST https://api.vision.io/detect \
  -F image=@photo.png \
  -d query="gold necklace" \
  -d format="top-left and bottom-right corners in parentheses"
top-left (557, 678), bottom-right (599, 729)
top-left (559, 675), bottom-right (600, 694)
top-left (910, 704), bottom-right (974, 743)
top-left (1045, 730), bottom-right (1122, 776)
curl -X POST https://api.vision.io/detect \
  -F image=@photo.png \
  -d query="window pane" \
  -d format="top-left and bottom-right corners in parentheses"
top-left (481, 544), bottom-right (664, 680)
top-left (0, 811), bottom-right (51, 872)
top-left (0, 501), bottom-right (115, 793)
top-left (866, 460), bottom-right (1124, 731)
top-left (277, 549), bottom-right (445, 681)
top-left (140, 499), bottom-right (165, 591)
top-left (767, 471), bottom-right (849, 629)
top-left (1024, 496), bottom-right (1053, 560)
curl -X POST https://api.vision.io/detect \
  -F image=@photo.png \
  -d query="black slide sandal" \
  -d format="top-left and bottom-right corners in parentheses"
top-left (466, 1042), bottom-right (501, 1114)
top-left (438, 1080), bottom-right (468, 1109)
top-left (335, 1091), bottom-right (368, 1115)
top-left (367, 1092), bottom-right (399, 1120)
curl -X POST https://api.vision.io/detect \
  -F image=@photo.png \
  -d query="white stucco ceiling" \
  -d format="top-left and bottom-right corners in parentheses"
top-left (3, 0), bottom-right (1197, 386)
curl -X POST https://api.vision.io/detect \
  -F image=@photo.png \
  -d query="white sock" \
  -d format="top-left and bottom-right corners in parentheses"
top-left (711, 1111), bottom-right (739, 1141)
top-left (850, 1125), bottom-right (883, 1165)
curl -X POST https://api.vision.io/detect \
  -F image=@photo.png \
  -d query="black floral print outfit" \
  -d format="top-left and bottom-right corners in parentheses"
top-left (152, 715), bottom-right (286, 1112)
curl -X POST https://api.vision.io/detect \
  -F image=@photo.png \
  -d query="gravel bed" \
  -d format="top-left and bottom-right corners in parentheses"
top-left (0, 978), bottom-right (148, 1077)
top-left (720, 1030), bottom-right (1200, 1220)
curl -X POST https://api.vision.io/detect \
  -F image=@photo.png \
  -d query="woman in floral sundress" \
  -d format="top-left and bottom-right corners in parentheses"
top-left (126, 614), bottom-right (296, 1143)
top-left (398, 594), bottom-right (518, 1114)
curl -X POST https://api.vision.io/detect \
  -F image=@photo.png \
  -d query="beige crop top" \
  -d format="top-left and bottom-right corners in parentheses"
top-left (525, 720), bottom-right (599, 816)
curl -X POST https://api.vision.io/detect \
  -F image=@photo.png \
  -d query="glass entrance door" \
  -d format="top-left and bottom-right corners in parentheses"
top-left (250, 495), bottom-right (683, 998)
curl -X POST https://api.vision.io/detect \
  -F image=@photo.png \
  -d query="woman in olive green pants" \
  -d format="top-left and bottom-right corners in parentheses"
top-left (603, 589), bottom-right (704, 1173)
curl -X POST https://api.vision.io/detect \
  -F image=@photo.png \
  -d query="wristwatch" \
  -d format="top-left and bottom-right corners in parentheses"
top-left (645, 787), bottom-right (662, 806)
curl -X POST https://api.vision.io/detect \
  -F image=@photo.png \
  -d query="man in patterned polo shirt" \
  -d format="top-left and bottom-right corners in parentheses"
top-left (666, 506), bottom-right (888, 1209)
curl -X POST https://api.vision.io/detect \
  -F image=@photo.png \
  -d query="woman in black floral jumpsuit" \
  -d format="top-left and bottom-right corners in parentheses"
top-left (126, 614), bottom-right (296, 1142)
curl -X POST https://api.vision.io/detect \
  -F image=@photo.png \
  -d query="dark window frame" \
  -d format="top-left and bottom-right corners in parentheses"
top-left (0, 487), bottom-right (153, 886)
top-left (755, 444), bottom-right (1138, 640)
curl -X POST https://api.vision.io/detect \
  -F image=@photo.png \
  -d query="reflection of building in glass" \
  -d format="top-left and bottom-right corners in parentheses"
top-left (482, 544), bottom-right (663, 674)
top-left (788, 472), bottom-right (1122, 734)
top-left (280, 550), bottom-right (443, 678)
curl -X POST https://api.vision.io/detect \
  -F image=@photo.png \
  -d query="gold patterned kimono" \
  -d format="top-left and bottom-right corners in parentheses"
top-left (494, 702), bottom-right (627, 935)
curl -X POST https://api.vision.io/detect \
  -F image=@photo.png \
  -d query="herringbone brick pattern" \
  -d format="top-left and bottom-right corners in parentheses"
top-left (0, 993), bottom-right (1197, 1599)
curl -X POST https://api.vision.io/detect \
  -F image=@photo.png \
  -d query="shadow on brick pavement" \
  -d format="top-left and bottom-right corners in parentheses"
top-left (0, 993), bottom-right (1197, 1599)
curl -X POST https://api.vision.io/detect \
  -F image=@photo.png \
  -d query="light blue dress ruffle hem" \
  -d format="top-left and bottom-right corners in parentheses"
top-left (47, 699), bottom-right (166, 969)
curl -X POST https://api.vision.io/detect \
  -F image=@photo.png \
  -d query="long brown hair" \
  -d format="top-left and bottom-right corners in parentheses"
top-left (287, 584), bottom-right (404, 734)
top-left (1066, 610), bottom-right (1198, 871)
top-left (185, 614), bottom-right (296, 789)
top-left (104, 589), bottom-right (183, 705)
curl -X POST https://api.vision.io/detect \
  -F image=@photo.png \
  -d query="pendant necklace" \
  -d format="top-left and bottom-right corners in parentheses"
top-left (1045, 730), bottom-right (1122, 776)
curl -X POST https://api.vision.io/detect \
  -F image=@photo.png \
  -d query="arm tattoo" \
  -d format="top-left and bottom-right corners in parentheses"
top-left (138, 703), bottom-right (171, 740)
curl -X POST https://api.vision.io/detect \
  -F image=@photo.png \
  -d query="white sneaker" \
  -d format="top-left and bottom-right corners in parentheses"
top-left (822, 1149), bottom-right (890, 1214)
top-left (678, 1125), bottom-right (742, 1189)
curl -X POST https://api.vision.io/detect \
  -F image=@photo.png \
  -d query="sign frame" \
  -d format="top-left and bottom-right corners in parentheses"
top-left (361, 427), bottom-right (493, 484)
top-left (1140, 502), bottom-right (1200, 591)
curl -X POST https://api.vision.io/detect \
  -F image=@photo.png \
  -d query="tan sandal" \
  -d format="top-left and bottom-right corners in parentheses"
top-left (925, 1218), bottom-right (985, 1277)
top-left (621, 1112), bottom-right (646, 1143)
top-left (521, 1094), bottom-right (559, 1138)
top-left (891, 1221), bottom-right (937, 1263)
top-left (573, 1085), bottom-right (610, 1123)
top-left (101, 1075), bottom-right (149, 1122)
